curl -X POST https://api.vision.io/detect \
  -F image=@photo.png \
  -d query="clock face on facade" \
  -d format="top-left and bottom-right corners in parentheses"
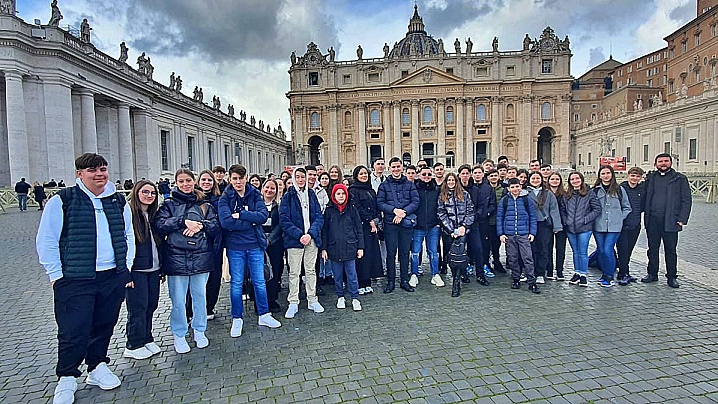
top-left (309, 54), bottom-right (318, 64)
top-left (542, 39), bottom-right (554, 50)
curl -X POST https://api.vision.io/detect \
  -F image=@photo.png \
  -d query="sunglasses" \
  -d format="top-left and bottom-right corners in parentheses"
top-left (140, 190), bottom-right (157, 196)
top-left (420, 173), bottom-right (433, 177)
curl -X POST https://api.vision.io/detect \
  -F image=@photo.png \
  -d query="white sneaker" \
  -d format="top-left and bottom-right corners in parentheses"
top-left (365, 286), bottom-right (374, 294)
top-left (536, 276), bottom-right (545, 284)
top-left (173, 335), bottom-right (191, 354)
top-left (144, 342), bottom-right (161, 356)
top-left (336, 297), bottom-right (346, 309)
top-left (258, 313), bottom-right (281, 328)
top-left (431, 274), bottom-right (445, 287)
top-left (520, 275), bottom-right (527, 282)
top-left (86, 363), bottom-right (121, 390)
top-left (308, 302), bottom-right (325, 313)
top-left (53, 376), bottom-right (76, 404)
top-left (230, 318), bottom-right (244, 338)
top-left (206, 313), bottom-right (215, 320)
top-left (408, 274), bottom-right (419, 287)
top-left (284, 303), bottom-right (299, 319)
top-left (358, 288), bottom-right (366, 295)
top-left (194, 330), bottom-right (209, 348)
top-left (123, 346), bottom-right (153, 360)
top-left (352, 299), bottom-right (362, 311)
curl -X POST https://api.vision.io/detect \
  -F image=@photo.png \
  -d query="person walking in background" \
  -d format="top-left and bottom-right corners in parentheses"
top-left (33, 181), bottom-right (47, 210)
top-left (15, 177), bottom-right (31, 211)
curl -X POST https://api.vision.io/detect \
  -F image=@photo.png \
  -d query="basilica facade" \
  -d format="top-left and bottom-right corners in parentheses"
top-left (288, 6), bottom-right (573, 170)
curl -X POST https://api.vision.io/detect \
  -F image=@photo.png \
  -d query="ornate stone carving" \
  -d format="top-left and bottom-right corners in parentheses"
top-left (0, 0), bottom-right (16, 15)
top-left (297, 42), bottom-right (328, 68)
top-left (175, 75), bottom-right (182, 92)
top-left (465, 37), bottom-right (473, 55)
top-left (357, 45), bottom-right (363, 60)
top-left (530, 27), bottom-right (570, 53)
top-left (169, 72), bottom-right (176, 91)
top-left (454, 38), bottom-right (461, 54)
top-left (422, 69), bottom-right (432, 83)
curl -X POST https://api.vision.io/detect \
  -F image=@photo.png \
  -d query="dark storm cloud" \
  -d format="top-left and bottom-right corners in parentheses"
top-left (89, 0), bottom-right (338, 63)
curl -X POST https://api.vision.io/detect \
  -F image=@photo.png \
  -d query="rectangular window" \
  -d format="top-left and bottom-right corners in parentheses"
top-left (695, 33), bottom-right (701, 46)
top-left (574, 113), bottom-right (580, 122)
top-left (235, 142), bottom-right (242, 163)
top-left (446, 130), bottom-right (454, 137)
top-left (367, 73), bottom-right (380, 82)
top-left (588, 152), bottom-right (592, 165)
top-left (224, 144), bottom-right (230, 168)
top-left (370, 132), bottom-right (380, 139)
top-left (664, 141), bottom-right (671, 154)
top-left (675, 127), bottom-right (682, 143)
top-left (402, 132), bottom-right (410, 138)
top-left (445, 68), bottom-right (454, 74)
top-left (506, 66), bottom-right (516, 76)
top-left (647, 79), bottom-right (653, 87)
top-left (541, 60), bottom-right (552, 74)
top-left (475, 67), bottom-right (488, 76)
top-left (477, 129), bottom-right (487, 135)
top-left (643, 144), bottom-right (649, 162)
top-left (160, 130), bottom-right (169, 171)
top-left (208, 140), bottom-right (214, 168)
top-left (682, 41), bottom-right (687, 53)
top-left (446, 109), bottom-right (454, 124)
top-left (248, 149), bottom-right (253, 172)
top-left (669, 81), bottom-right (675, 93)
top-left (308, 72), bottom-right (319, 86)
top-left (626, 147), bottom-right (631, 163)
top-left (689, 138), bottom-right (698, 160)
top-left (713, 24), bottom-right (717, 37)
top-left (342, 74), bottom-right (351, 85)
top-left (187, 136), bottom-right (195, 171)
top-left (578, 153), bottom-right (582, 166)
top-left (401, 70), bottom-right (409, 78)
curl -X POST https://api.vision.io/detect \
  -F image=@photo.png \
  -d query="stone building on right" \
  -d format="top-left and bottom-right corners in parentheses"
top-left (572, 0), bottom-right (718, 174)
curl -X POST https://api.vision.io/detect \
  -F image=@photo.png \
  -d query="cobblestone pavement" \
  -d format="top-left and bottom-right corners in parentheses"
top-left (2, 205), bottom-right (718, 404)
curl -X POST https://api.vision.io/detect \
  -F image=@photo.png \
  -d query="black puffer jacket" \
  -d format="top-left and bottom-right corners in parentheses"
top-left (644, 169), bottom-right (692, 232)
top-left (415, 179), bottom-right (440, 230)
top-left (349, 180), bottom-right (380, 226)
top-left (619, 181), bottom-right (645, 230)
top-left (468, 181), bottom-right (496, 226)
top-left (562, 188), bottom-right (601, 234)
top-left (153, 190), bottom-right (220, 276)
top-left (321, 203), bottom-right (365, 262)
top-left (437, 190), bottom-right (475, 234)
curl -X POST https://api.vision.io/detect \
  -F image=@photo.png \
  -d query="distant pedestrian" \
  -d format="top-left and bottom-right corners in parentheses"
top-left (33, 181), bottom-right (46, 210)
top-left (15, 177), bottom-right (31, 211)
top-left (641, 153), bottom-right (692, 288)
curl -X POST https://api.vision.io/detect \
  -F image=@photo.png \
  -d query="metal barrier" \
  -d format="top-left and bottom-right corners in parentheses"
top-left (0, 188), bottom-right (134, 212)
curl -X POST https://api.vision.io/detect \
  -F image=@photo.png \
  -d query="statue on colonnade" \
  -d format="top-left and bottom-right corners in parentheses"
top-left (48, 0), bottom-right (62, 26)
top-left (118, 42), bottom-right (128, 63)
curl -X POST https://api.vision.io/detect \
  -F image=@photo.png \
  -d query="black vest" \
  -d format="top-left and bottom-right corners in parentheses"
top-left (58, 186), bottom-right (128, 279)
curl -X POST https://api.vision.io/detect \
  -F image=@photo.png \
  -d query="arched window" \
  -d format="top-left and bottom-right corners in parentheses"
top-left (446, 106), bottom-right (454, 124)
top-left (422, 106), bottom-right (433, 123)
top-left (402, 108), bottom-right (410, 125)
top-left (476, 104), bottom-right (487, 121)
top-left (370, 109), bottom-right (380, 126)
top-left (541, 102), bottom-right (552, 120)
top-left (506, 104), bottom-right (515, 121)
top-left (446, 151), bottom-right (455, 168)
top-left (402, 152), bottom-right (411, 165)
top-left (310, 112), bottom-right (320, 129)
top-left (344, 111), bottom-right (352, 128)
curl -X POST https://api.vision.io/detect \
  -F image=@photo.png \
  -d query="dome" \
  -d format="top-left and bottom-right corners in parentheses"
top-left (389, 5), bottom-right (443, 58)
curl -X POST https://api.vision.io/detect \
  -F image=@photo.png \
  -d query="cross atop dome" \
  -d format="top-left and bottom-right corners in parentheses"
top-left (408, 4), bottom-right (426, 34)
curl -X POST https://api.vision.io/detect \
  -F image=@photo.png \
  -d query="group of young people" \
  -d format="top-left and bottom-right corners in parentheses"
top-left (37, 150), bottom-right (691, 404)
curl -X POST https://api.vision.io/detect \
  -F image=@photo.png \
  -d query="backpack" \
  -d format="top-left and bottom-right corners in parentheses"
top-left (447, 236), bottom-right (469, 271)
top-left (166, 201), bottom-right (210, 252)
top-left (501, 194), bottom-right (529, 213)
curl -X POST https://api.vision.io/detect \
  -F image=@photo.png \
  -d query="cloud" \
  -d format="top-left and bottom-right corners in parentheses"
top-left (588, 47), bottom-right (607, 67)
top-left (92, 0), bottom-right (339, 64)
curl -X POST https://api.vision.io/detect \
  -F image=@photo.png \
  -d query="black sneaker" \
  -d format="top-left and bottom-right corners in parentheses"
top-left (625, 275), bottom-right (638, 283)
top-left (568, 274), bottom-right (581, 285)
top-left (555, 273), bottom-right (565, 281)
top-left (528, 284), bottom-right (541, 294)
top-left (511, 280), bottom-right (521, 289)
top-left (579, 276), bottom-right (588, 287)
top-left (641, 274), bottom-right (659, 283)
top-left (617, 276), bottom-right (630, 286)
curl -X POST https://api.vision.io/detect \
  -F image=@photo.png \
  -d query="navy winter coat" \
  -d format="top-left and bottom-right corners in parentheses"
top-left (280, 186), bottom-right (324, 249)
top-left (153, 190), bottom-right (221, 276)
top-left (321, 203), bottom-right (365, 262)
top-left (620, 181), bottom-right (646, 230)
top-left (562, 189), bottom-right (601, 234)
top-left (218, 184), bottom-right (268, 251)
top-left (496, 191), bottom-right (537, 237)
top-left (644, 169), bottom-right (692, 232)
top-left (468, 181), bottom-right (496, 226)
top-left (376, 175), bottom-right (419, 224)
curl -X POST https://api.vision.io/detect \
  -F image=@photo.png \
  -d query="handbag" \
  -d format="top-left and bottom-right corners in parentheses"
top-left (401, 213), bottom-right (417, 229)
top-left (263, 251), bottom-right (273, 281)
top-left (167, 203), bottom-right (209, 251)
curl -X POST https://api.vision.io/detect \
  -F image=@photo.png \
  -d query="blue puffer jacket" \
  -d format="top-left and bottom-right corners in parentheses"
top-left (280, 185), bottom-right (324, 249)
top-left (218, 184), bottom-right (268, 251)
top-left (592, 185), bottom-right (632, 233)
top-left (562, 189), bottom-right (601, 234)
top-left (376, 175), bottom-right (419, 224)
top-left (496, 191), bottom-right (537, 237)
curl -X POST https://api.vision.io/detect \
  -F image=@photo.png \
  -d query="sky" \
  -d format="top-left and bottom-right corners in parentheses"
top-left (17, 0), bottom-right (696, 140)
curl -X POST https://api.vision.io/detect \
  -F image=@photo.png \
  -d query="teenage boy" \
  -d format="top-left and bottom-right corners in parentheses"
top-left (497, 155), bottom-right (509, 166)
top-left (212, 165), bottom-right (228, 193)
top-left (485, 169), bottom-right (506, 273)
top-left (306, 165), bottom-right (328, 295)
top-left (433, 162), bottom-right (445, 186)
top-left (37, 153), bottom-right (135, 404)
top-left (482, 159), bottom-right (495, 173)
top-left (529, 159), bottom-right (541, 173)
top-left (377, 157), bottom-right (419, 293)
top-left (497, 163), bottom-right (509, 188)
top-left (617, 167), bottom-right (645, 286)
top-left (496, 178), bottom-right (540, 294)
top-left (405, 165), bottom-right (417, 183)
top-left (540, 164), bottom-right (552, 181)
top-left (411, 166), bottom-right (442, 287)
top-left (280, 168), bottom-right (325, 317)
top-left (218, 165), bottom-right (281, 337)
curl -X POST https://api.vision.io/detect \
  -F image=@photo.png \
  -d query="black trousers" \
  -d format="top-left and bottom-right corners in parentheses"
top-left (616, 227), bottom-right (641, 278)
top-left (646, 216), bottom-right (679, 278)
top-left (548, 231), bottom-right (567, 277)
top-left (54, 269), bottom-right (126, 378)
top-left (385, 223), bottom-right (412, 284)
top-left (468, 225), bottom-right (484, 268)
top-left (479, 222), bottom-right (492, 270)
top-left (531, 221), bottom-right (553, 278)
top-left (266, 242), bottom-right (285, 304)
top-left (125, 270), bottom-right (160, 350)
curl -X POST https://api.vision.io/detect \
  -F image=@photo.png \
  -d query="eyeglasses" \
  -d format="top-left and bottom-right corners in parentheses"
top-left (140, 190), bottom-right (157, 196)
top-left (420, 173), bottom-right (433, 177)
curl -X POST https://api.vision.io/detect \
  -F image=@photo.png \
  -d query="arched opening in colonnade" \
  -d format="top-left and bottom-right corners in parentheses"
top-left (537, 127), bottom-right (555, 165)
top-left (308, 135), bottom-right (324, 166)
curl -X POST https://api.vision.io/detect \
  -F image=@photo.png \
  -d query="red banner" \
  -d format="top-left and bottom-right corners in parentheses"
top-left (598, 156), bottom-right (627, 171)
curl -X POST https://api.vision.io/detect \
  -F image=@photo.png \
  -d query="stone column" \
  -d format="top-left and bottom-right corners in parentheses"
top-left (328, 104), bottom-right (339, 165)
top-left (43, 77), bottom-right (76, 182)
top-left (455, 98), bottom-right (465, 164)
top-left (559, 94), bottom-right (571, 165)
top-left (465, 101), bottom-right (474, 163)
top-left (133, 109), bottom-right (158, 180)
top-left (392, 101), bottom-right (401, 158)
top-left (411, 100), bottom-right (420, 162)
top-left (78, 88), bottom-right (98, 153)
top-left (358, 103), bottom-right (367, 166)
top-left (522, 96), bottom-right (533, 164)
top-left (118, 103), bottom-right (134, 180)
top-left (4, 71), bottom-right (29, 183)
top-left (437, 99), bottom-right (446, 164)
top-left (382, 101), bottom-right (392, 159)
top-left (491, 97), bottom-right (502, 160)
top-left (293, 106), bottom-right (304, 164)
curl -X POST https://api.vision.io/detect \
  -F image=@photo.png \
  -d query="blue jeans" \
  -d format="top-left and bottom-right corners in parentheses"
top-left (167, 273), bottom-right (209, 336)
top-left (329, 259), bottom-right (359, 299)
top-left (566, 231), bottom-right (592, 276)
top-left (17, 193), bottom-right (27, 210)
top-left (594, 232), bottom-right (620, 280)
top-left (227, 248), bottom-right (269, 319)
top-left (411, 227), bottom-right (440, 276)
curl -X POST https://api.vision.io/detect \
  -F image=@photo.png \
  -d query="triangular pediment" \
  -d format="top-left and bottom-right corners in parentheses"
top-left (391, 66), bottom-right (464, 86)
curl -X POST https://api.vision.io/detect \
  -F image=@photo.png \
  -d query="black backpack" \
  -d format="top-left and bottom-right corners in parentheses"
top-left (501, 193), bottom-right (529, 213)
top-left (447, 236), bottom-right (468, 271)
